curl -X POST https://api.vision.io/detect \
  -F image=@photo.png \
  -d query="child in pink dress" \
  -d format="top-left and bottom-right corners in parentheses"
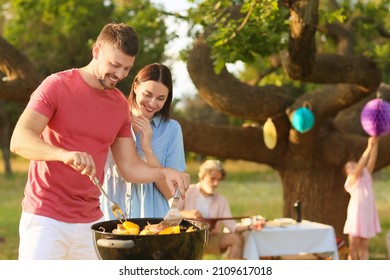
top-left (343, 136), bottom-right (381, 260)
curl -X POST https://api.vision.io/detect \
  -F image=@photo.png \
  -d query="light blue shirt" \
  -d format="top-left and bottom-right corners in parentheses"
top-left (100, 115), bottom-right (186, 219)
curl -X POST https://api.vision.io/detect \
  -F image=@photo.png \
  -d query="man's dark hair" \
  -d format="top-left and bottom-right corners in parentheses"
top-left (97, 22), bottom-right (139, 56)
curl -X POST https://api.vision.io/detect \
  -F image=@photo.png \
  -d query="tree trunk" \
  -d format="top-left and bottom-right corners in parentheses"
top-left (279, 165), bottom-right (349, 238)
top-left (0, 101), bottom-right (12, 175)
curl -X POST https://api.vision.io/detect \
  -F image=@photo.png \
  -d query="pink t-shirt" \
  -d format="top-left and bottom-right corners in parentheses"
top-left (178, 183), bottom-right (238, 233)
top-left (23, 69), bottom-right (131, 223)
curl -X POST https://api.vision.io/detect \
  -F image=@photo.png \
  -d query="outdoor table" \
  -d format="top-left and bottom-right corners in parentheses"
top-left (243, 219), bottom-right (339, 260)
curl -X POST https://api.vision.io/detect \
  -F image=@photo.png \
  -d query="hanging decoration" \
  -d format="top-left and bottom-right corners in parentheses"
top-left (360, 97), bottom-right (390, 136)
top-left (263, 118), bottom-right (277, 149)
top-left (288, 128), bottom-right (300, 145)
top-left (291, 103), bottom-right (315, 133)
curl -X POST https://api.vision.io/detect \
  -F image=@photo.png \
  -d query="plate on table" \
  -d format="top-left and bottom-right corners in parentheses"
top-left (241, 215), bottom-right (266, 226)
top-left (266, 218), bottom-right (296, 228)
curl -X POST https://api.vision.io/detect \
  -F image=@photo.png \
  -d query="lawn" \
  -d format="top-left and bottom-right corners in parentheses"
top-left (1, 156), bottom-right (389, 260)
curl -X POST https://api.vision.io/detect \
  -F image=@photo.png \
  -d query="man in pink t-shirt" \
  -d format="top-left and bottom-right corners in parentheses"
top-left (10, 23), bottom-right (190, 260)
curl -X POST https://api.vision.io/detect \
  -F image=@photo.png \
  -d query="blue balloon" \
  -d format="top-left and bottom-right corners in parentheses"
top-left (291, 107), bottom-right (315, 133)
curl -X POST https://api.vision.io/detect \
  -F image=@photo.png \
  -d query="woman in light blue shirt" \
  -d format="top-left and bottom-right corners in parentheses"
top-left (101, 63), bottom-right (186, 219)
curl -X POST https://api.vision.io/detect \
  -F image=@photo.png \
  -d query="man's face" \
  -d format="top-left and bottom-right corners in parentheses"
top-left (200, 170), bottom-right (224, 195)
top-left (94, 43), bottom-right (135, 90)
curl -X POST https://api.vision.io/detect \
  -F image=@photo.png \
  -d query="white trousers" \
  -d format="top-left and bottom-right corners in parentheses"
top-left (18, 212), bottom-right (104, 260)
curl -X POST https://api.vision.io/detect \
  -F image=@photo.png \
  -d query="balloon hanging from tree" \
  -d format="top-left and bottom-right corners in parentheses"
top-left (291, 103), bottom-right (315, 133)
top-left (263, 118), bottom-right (277, 150)
top-left (360, 98), bottom-right (390, 136)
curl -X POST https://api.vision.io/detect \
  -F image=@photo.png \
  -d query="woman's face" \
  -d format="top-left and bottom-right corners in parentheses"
top-left (134, 80), bottom-right (168, 119)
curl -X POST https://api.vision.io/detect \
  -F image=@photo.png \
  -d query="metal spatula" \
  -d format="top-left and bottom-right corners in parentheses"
top-left (161, 188), bottom-right (183, 227)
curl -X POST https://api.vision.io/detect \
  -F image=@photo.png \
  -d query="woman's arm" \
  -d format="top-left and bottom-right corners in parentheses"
top-left (366, 136), bottom-right (379, 173)
top-left (132, 115), bottom-right (172, 198)
top-left (134, 117), bottom-right (186, 200)
top-left (354, 137), bottom-right (374, 178)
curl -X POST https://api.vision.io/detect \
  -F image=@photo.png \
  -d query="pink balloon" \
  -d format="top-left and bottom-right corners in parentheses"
top-left (360, 98), bottom-right (390, 136)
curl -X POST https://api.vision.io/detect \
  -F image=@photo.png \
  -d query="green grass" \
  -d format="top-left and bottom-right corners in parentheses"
top-left (0, 173), bottom-right (26, 259)
top-left (366, 174), bottom-right (390, 260)
top-left (1, 157), bottom-right (389, 260)
top-left (188, 160), bottom-right (390, 260)
top-left (186, 160), bottom-right (283, 219)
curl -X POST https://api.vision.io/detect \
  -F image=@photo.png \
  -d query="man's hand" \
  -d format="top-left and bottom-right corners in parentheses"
top-left (60, 150), bottom-right (96, 178)
top-left (162, 168), bottom-right (190, 200)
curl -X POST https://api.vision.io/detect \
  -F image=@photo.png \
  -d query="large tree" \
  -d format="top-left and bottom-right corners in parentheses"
top-left (1, 0), bottom-right (390, 238)
top-left (0, 0), bottom-right (171, 102)
top-left (0, 0), bottom-right (170, 172)
top-left (177, 0), bottom-right (390, 237)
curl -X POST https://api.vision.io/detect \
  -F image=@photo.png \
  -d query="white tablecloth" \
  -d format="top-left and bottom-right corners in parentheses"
top-left (243, 219), bottom-right (339, 260)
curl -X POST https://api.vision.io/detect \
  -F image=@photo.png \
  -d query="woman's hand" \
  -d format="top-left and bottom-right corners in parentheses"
top-left (132, 115), bottom-right (153, 152)
top-left (368, 136), bottom-right (379, 146)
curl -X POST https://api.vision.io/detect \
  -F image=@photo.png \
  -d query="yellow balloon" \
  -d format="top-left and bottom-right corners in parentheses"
top-left (263, 118), bottom-right (277, 149)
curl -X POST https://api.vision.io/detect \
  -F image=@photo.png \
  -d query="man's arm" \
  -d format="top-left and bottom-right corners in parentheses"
top-left (111, 137), bottom-right (190, 198)
top-left (10, 109), bottom-right (96, 177)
